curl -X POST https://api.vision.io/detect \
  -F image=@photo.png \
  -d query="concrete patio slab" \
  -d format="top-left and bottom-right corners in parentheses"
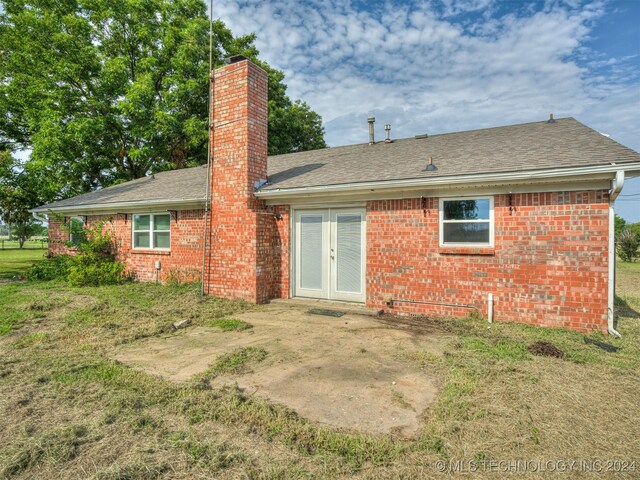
top-left (112, 302), bottom-right (452, 436)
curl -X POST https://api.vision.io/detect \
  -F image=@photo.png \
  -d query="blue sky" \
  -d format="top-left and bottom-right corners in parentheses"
top-left (217, 0), bottom-right (640, 220)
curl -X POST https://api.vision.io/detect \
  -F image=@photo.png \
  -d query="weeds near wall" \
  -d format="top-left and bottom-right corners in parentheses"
top-left (27, 221), bottom-right (127, 286)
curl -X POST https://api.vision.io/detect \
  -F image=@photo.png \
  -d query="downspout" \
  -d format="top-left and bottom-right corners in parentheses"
top-left (31, 211), bottom-right (47, 223)
top-left (607, 170), bottom-right (624, 337)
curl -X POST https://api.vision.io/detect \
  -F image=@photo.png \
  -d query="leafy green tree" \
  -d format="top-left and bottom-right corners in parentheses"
top-left (0, 0), bottom-right (326, 205)
top-left (0, 151), bottom-right (42, 247)
top-left (617, 229), bottom-right (639, 262)
top-left (614, 214), bottom-right (627, 240)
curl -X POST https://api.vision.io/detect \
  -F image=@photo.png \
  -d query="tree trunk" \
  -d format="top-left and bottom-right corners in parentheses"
top-left (18, 237), bottom-right (25, 249)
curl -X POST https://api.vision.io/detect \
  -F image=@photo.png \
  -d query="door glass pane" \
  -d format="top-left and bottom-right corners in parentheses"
top-left (134, 215), bottom-right (150, 231)
top-left (300, 215), bottom-right (323, 290)
top-left (336, 214), bottom-right (362, 293)
top-left (134, 232), bottom-right (150, 248)
top-left (443, 222), bottom-right (490, 243)
top-left (154, 214), bottom-right (171, 231)
top-left (154, 232), bottom-right (170, 249)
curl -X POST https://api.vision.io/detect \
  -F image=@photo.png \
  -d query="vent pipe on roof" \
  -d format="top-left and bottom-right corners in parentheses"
top-left (368, 117), bottom-right (375, 145)
top-left (547, 113), bottom-right (556, 123)
top-left (384, 124), bottom-right (392, 143)
top-left (425, 156), bottom-right (437, 171)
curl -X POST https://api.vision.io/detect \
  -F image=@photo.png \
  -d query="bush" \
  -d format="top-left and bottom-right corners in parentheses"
top-left (617, 229), bottom-right (639, 262)
top-left (27, 255), bottom-right (72, 281)
top-left (67, 254), bottom-right (126, 287)
top-left (27, 221), bottom-right (128, 286)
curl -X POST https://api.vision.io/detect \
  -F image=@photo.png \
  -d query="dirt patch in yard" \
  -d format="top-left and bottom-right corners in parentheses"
top-left (113, 303), bottom-right (452, 437)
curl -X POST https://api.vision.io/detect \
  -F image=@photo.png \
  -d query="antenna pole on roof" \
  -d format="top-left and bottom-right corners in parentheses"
top-left (201, 0), bottom-right (214, 296)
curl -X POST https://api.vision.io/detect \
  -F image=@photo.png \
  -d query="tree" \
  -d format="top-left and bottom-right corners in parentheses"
top-left (0, 0), bottom-right (326, 206)
top-left (617, 229), bottom-right (639, 262)
top-left (0, 151), bottom-right (42, 248)
top-left (614, 214), bottom-right (627, 240)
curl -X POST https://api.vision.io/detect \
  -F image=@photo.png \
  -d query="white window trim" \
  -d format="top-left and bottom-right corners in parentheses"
top-left (132, 213), bottom-right (171, 251)
top-left (439, 196), bottom-right (494, 247)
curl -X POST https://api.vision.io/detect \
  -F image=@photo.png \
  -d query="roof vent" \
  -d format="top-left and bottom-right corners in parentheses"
top-left (425, 156), bottom-right (437, 172)
top-left (415, 133), bottom-right (428, 139)
top-left (547, 113), bottom-right (556, 123)
top-left (368, 116), bottom-right (375, 145)
top-left (384, 124), bottom-right (392, 143)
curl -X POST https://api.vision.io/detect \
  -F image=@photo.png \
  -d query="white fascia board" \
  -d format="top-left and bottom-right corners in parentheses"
top-left (29, 198), bottom-right (206, 216)
top-left (255, 162), bottom-right (640, 201)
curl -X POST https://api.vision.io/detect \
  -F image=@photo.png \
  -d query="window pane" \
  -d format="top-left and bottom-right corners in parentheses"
top-left (300, 215), bottom-right (323, 290)
top-left (134, 215), bottom-right (150, 231)
top-left (443, 199), bottom-right (490, 220)
top-left (134, 232), bottom-right (150, 248)
top-left (443, 222), bottom-right (490, 244)
top-left (154, 214), bottom-right (170, 231)
top-left (154, 232), bottom-right (170, 249)
top-left (69, 217), bottom-right (84, 244)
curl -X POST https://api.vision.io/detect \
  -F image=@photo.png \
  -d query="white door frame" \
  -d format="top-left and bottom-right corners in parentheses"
top-left (291, 206), bottom-right (367, 303)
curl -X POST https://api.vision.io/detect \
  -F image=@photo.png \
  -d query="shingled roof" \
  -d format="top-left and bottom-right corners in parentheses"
top-left (33, 117), bottom-right (640, 212)
top-left (34, 165), bottom-right (208, 211)
top-left (262, 117), bottom-right (640, 191)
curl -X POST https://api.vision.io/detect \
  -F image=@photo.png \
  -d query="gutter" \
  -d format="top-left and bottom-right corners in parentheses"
top-left (31, 211), bottom-right (48, 223)
top-left (255, 162), bottom-right (640, 199)
top-left (607, 170), bottom-right (624, 337)
top-left (30, 198), bottom-right (206, 215)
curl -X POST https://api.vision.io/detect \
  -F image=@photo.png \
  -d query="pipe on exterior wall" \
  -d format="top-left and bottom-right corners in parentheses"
top-left (390, 298), bottom-right (479, 311)
top-left (487, 293), bottom-right (494, 323)
top-left (607, 170), bottom-right (624, 337)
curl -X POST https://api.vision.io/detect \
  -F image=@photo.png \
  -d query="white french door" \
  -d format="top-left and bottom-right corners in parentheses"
top-left (294, 208), bottom-right (366, 303)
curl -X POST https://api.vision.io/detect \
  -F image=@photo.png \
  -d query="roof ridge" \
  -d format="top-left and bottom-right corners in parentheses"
top-left (268, 117), bottom-right (578, 159)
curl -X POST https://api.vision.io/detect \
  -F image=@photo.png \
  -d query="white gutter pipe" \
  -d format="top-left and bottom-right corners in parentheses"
top-left (607, 170), bottom-right (624, 337)
top-left (255, 162), bottom-right (640, 199)
top-left (31, 211), bottom-right (47, 223)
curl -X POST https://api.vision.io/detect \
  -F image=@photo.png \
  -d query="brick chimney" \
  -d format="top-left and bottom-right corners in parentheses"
top-left (204, 56), bottom-right (272, 302)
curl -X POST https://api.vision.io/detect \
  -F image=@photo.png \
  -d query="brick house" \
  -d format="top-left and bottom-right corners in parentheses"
top-left (32, 56), bottom-right (640, 334)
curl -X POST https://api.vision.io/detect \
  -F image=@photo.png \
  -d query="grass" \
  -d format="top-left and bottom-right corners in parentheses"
top-left (207, 346), bottom-right (268, 376)
top-left (0, 249), bottom-right (46, 279)
top-left (205, 317), bottom-right (253, 332)
top-left (0, 237), bottom-right (48, 250)
top-left (0, 260), bottom-right (639, 477)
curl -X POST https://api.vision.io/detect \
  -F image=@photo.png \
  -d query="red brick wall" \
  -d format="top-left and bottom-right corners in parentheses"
top-left (48, 211), bottom-right (206, 283)
top-left (272, 205), bottom-right (291, 298)
top-left (204, 58), bottom-right (276, 303)
top-left (366, 191), bottom-right (610, 333)
top-left (47, 219), bottom-right (73, 255)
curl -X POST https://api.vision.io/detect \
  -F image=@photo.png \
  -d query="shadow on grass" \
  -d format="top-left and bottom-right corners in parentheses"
top-left (615, 295), bottom-right (640, 320)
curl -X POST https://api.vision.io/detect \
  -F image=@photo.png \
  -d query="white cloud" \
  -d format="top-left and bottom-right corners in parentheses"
top-left (217, 0), bottom-right (640, 218)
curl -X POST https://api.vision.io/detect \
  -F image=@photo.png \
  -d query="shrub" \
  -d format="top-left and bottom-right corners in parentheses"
top-left (28, 221), bottom-right (128, 286)
top-left (67, 255), bottom-right (126, 287)
top-left (27, 255), bottom-right (72, 281)
top-left (617, 229), bottom-right (639, 262)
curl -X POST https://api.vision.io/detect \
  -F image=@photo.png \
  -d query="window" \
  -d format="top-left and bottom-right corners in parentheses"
top-left (133, 214), bottom-right (171, 249)
top-left (439, 197), bottom-right (493, 246)
top-left (69, 217), bottom-right (85, 245)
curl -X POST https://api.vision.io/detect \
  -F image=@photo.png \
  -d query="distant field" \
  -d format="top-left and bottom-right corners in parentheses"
top-left (0, 249), bottom-right (46, 279)
top-left (0, 237), bottom-right (48, 250)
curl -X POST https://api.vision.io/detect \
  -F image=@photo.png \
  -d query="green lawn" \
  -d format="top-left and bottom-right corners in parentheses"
top-left (0, 249), bottom-right (47, 279)
top-left (0, 261), bottom-right (638, 477)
